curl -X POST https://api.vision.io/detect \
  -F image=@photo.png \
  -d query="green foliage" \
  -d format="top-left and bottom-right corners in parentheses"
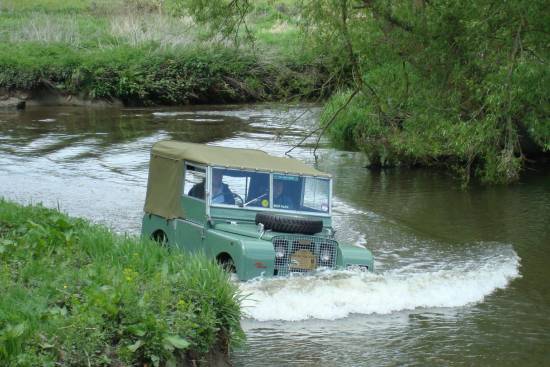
top-left (178, 0), bottom-right (549, 183)
top-left (0, 0), bottom-right (327, 104)
top-left (316, 0), bottom-right (549, 184)
top-left (174, 0), bottom-right (252, 42)
top-left (0, 0), bottom-right (98, 13)
top-left (0, 41), bottom-right (322, 104)
top-left (0, 200), bottom-right (243, 366)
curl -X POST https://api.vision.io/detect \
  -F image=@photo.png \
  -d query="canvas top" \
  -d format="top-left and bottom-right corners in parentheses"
top-left (151, 140), bottom-right (331, 177)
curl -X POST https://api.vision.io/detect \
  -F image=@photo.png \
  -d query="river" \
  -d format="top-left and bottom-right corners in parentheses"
top-left (1, 105), bottom-right (549, 366)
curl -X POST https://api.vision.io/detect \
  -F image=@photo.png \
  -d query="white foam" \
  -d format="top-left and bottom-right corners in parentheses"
top-left (240, 247), bottom-right (520, 321)
top-left (152, 111), bottom-right (193, 117)
top-left (331, 197), bottom-right (371, 217)
top-left (185, 118), bottom-right (223, 122)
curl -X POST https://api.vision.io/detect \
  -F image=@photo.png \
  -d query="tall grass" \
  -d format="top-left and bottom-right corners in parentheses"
top-left (5, 12), bottom-right (83, 45)
top-left (0, 199), bottom-right (243, 366)
top-left (0, 9), bottom-right (198, 49)
top-left (109, 13), bottom-right (196, 48)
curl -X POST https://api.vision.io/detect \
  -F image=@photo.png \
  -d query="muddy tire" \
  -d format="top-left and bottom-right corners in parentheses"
top-left (255, 213), bottom-right (323, 235)
top-left (217, 254), bottom-right (236, 273)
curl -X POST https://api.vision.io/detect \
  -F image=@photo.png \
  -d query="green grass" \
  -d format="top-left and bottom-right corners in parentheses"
top-left (0, 0), bottom-right (101, 12)
top-left (0, 0), bottom-right (326, 104)
top-left (0, 199), bottom-right (243, 366)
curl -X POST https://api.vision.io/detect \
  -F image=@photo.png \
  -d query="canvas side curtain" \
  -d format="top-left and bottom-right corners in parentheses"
top-left (144, 154), bottom-right (184, 219)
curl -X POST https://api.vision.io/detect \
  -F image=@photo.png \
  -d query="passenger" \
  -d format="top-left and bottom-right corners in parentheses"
top-left (273, 180), bottom-right (295, 210)
top-left (188, 178), bottom-right (205, 199)
top-left (210, 170), bottom-right (235, 204)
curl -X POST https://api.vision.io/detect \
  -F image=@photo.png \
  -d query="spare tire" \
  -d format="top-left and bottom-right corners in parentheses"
top-left (255, 213), bottom-right (323, 235)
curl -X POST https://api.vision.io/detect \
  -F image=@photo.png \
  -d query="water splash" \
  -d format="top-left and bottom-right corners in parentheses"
top-left (240, 246), bottom-right (520, 321)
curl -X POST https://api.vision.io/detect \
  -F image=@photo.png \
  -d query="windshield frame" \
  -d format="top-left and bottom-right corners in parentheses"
top-left (208, 166), bottom-right (332, 217)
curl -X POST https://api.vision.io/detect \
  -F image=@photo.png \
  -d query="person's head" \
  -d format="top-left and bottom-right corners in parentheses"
top-left (274, 180), bottom-right (284, 197)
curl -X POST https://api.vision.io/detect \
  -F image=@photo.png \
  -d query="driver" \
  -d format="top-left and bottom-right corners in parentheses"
top-left (188, 170), bottom-right (235, 204)
top-left (273, 180), bottom-right (295, 210)
top-left (211, 170), bottom-right (235, 204)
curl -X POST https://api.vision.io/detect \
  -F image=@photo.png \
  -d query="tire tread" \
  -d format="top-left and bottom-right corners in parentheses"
top-left (255, 213), bottom-right (323, 235)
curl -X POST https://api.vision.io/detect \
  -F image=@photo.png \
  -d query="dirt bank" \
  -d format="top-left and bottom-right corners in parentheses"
top-left (0, 87), bottom-right (123, 109)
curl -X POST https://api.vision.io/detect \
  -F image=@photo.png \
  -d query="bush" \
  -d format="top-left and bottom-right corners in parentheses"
top-left (0, 41), bottom-right (325, 104)
top-left (0, 199), bottom-right (243, 366)
top-left (322, 52), bottom-right (549, 184)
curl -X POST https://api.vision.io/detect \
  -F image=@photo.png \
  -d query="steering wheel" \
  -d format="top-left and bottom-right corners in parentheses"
top-left (212, 192), bottom-right (244, 207)
top-left (232, 193), bottom-right (244, 207)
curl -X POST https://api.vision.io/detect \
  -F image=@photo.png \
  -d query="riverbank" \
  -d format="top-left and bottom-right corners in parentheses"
top-left (2, 0), bottom-right (547, 185)
top-left (0, 1), bottom-right (327, 107)
top-left (0, 43), bottom-right (326, 107)
top-left (0, 199), bottom-right (243, 366)
top-left (321, 89), bottom-right (550, 185)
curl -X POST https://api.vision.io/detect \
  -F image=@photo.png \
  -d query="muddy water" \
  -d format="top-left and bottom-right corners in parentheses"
top-left (1, 105), bottom-right (549, 366)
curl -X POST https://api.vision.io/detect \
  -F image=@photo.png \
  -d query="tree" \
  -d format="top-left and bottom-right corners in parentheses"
top-left (172, 0), bottom-right (253, 43)
top-left (176, 0), bottom-right (550, 184)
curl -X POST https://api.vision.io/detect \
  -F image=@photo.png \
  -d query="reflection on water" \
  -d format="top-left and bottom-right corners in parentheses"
top-left (1, 105), bottom-right (549, 366)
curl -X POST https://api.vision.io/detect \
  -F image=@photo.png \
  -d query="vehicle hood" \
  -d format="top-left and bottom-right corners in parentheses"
top-left (213, 222), bottom-right (278, 240)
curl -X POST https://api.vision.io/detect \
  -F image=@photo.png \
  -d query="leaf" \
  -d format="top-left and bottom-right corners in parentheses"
top-left (166, 356), bottom-right (177, 367)
top-left (161, 262), bottom-right (169, 279)
top-left (40, 342), bottom-right (55, 349)
top-left (164, 335), bottom-right (190, 350)
top-left (127, 339), bottom-right (144, 353)
top-left (127, 326), bottom-right (146, 337)
top-left (9, 323), bottom-right (26, 338)
top-left (48, 306), bottom-right (67, 316)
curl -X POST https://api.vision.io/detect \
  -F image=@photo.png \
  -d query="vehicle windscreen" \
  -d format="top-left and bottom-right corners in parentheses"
top-left (211, 168), bottom-right (270, 208)
top-left (210, 168), bottom-right (330, 214)
top-left (273, 174), bottom-right (330, 214)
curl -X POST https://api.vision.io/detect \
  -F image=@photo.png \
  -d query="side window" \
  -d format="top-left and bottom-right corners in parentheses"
top-left (183, 164), bottom-right (206, 200)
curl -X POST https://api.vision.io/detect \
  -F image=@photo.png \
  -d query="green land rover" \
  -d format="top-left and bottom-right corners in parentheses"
top-left (142, 140), bottom-right (374, 281)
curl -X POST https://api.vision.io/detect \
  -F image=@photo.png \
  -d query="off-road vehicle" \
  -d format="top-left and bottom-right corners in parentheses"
top-left (142, 141), bottom-right (374, 280)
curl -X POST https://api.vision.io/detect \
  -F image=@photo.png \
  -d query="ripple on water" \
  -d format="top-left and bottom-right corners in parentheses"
top-left (1, 105), bottom-right (547, 366)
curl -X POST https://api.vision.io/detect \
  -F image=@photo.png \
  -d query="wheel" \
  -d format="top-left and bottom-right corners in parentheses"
top-left (255, 213), bottom-right (323, 235)
top-left (222, 258), bottom-right (236, 273)
top-left (151, 230), bottom-right (168, 246)
top-left (217, 254), bottom-right (236, 273)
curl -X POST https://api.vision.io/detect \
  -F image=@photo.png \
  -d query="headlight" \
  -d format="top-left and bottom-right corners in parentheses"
top-left (320, 251), bottom-right (331, 262)
top-left (318, 243), bottom-right (334, 266)
top-left (273, 239), bottom-right (288, 259)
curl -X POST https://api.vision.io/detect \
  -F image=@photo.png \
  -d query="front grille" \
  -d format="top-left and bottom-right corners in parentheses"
top-left (272, 235), bottom-right (338, 276)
